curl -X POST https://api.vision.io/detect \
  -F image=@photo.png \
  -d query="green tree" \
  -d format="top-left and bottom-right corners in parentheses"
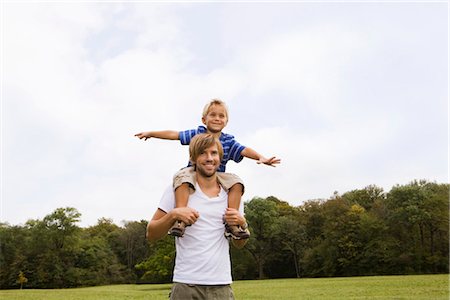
top-left (358, 208), bottom-right (395, 275)
top-left (244, 197), bottom-right (280, 279)
top-left (16, 271), bottom-right (28, 289)
top-left (342, 185), bottom-right (385, 211)
top-left (298, 200), bottom-right (327, 277)
top-left (136, 236), bottom-right (175, 283)
top-left (114, 220), bottom-right (150, 280)
top-left (85, 218), bottom-right (120, 239)
top-left (268, 198), bottom-right (307, 278)
top-left (43, 207), bottom-right (81, 250)
top-left (230, 244), bottom-right (257, 280)
top-left (275, 215), bottom-right (306, 278)
top-left (420, 182), bottom-right (449, 272)
top-left (72, 233), bottom-right (131, 286)
top-left (0, 223), bottom-right (29, 288)
top-left (386, 180), bottom-right (449, 273)
top-left (336, 204), bottom-right (366, 276)
top-left (385, 180), bottom-right (449, 274)
top-left (23, 207), bottom-right (82, 288)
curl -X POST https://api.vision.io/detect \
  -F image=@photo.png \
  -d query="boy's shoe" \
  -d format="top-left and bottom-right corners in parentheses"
top-left (169, 221), bottom-right (186, 237)
top-left (224, 224), bottom-right (250, 240)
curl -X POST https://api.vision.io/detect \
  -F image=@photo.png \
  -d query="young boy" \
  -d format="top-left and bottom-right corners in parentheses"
top-left (135, 99), bottom-right (280, 239)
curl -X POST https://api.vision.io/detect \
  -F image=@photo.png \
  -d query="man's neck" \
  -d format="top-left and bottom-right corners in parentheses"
top-left (197, 174), bottom-right (221, 198)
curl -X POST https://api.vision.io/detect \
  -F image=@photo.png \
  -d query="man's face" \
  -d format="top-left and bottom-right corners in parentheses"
top-left (195, 143), bottom-right (220, 178)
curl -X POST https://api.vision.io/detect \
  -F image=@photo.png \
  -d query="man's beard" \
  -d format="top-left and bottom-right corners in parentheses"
top-left (196, 163), bottom-right (218, 178)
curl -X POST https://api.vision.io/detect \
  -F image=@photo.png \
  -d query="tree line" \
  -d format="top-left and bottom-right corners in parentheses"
top-left (0, 179), bottom-right (448, 289)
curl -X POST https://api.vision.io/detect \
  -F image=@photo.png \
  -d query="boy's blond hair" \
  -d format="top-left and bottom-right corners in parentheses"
top-left (189, 133), bottom-right (224, 165)
top-left (202, 99), bottom-right (229, 119)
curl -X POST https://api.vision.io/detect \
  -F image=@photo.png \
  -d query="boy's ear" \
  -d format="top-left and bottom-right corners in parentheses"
top-left (201, 117), bottom-right (206, 125)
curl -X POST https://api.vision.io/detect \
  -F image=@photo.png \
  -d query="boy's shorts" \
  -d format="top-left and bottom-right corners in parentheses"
top-left (173, 166), bottom-right (244, 194)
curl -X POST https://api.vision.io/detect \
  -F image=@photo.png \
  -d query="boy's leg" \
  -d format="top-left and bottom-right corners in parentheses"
top-left (227, 183), bottom-right (242, 210)
top-left (226, 183), bottom-right (250, 239)
top-left (169, 183), bottom-right (190, 237)
top-left (217, 173), bottom-right (250, 240)
top-left (170, 167), bottom-right (196, 237)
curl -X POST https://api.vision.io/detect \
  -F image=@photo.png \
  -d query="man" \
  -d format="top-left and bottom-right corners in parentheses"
top-left (146, 133), bottom-right (248, 300)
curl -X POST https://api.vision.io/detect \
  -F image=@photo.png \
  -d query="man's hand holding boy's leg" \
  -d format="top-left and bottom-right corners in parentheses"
top-left (224, 207), bottom-right (250, 240)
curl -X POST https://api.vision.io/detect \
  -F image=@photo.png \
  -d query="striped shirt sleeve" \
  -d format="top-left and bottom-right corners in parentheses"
top-left (179, 129), bottom-right (198, 145)
top-left (179, 126), bottom-right (207, 145)
top-left (227, 137), bottom-right (245, 163)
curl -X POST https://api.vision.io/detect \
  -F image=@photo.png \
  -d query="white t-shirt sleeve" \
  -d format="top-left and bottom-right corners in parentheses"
top-left (158, 185), bottom-right (175, 213)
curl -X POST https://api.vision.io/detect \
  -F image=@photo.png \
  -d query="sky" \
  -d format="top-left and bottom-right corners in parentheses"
top-left (1, 1), bottom-right (448, 227)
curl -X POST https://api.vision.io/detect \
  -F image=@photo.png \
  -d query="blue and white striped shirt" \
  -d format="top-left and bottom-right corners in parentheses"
top-left (179, 126), bottom-right (245, 172)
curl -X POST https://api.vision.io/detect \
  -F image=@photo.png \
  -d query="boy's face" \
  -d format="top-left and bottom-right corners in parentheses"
top-left (202, 104), bottom-right (228, 133)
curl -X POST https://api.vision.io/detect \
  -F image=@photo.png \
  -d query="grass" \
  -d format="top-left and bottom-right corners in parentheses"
top-left (232, 274), bottom-right (449, 299)
top-left (0, 274), bottom-right (448, 300)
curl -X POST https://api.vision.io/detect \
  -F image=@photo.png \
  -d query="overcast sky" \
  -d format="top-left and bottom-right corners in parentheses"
top-left (2, 2), bottom-right (448, 227)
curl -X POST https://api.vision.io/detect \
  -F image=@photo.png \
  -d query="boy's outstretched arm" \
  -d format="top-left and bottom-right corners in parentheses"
top-left (135, 130), bottom-right (179, 141)
top-left (241, 147), bottom-right (281, 167)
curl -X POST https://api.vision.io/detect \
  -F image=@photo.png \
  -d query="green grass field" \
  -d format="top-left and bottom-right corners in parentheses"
top-left (0, 274), bottom-right (448, 300)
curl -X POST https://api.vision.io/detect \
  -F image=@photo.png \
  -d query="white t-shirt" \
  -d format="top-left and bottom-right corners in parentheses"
top-left (158, 183), bottom-right (244, 285)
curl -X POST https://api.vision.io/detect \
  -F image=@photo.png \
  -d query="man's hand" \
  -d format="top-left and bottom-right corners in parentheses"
top-left (224, 208), bottom-right (249, 249)
top-left (223, 208), bottom-right (246, 227)
top-left (134, 132), bottom-right (152, 140)
top-left (257, 156), bottom-right (281, 167)
top-left (172, 207), bottom-right (200, 226)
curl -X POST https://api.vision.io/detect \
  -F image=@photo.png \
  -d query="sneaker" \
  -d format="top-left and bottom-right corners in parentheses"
top-left (169, 220), bottom-right (186, 237)
top-left (224, 224), bottom-right (250, 240)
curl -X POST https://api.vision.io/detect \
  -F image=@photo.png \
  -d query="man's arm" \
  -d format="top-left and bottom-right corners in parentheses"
top-left (146, 207), bottom-right (199, 242)
top-left (241, 147), bottom-right (281, 167)
top-left (224, 208), bottom-right (249, 249)
top-left (135, 130), bottom-right (179, 141)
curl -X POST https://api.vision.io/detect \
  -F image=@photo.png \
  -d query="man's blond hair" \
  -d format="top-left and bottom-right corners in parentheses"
top-left (189, 133), bottom-right (224, 165)
top-left (202, 98), bottom-right (229, 119)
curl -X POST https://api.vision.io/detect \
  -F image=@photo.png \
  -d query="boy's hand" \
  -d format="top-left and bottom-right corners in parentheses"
top-left (135, 132), bottom-right (152, 140)
top-left (134, 130), bottom-right (179, 141)
top-left (257, 156), bottom-right (281, 167)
